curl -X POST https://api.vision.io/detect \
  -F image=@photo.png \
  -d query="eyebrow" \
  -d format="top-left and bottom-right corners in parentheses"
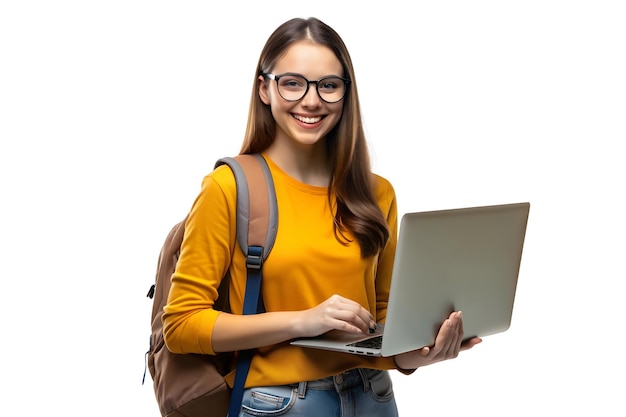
top-left (273, 72), bottom-right (345, 79)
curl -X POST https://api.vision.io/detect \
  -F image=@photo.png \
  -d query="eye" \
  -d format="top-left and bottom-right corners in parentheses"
top-left (319, 77), bottom-right (342, 91)
top-left (279, 76), bottom-right (306, 90)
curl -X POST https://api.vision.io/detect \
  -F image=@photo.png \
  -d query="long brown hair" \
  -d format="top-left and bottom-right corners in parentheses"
top-left (240, 17), bottom-right (389, 258)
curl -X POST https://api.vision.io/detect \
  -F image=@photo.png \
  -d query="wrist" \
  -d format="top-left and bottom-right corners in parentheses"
top-left (393, 354), bottom-right (417, 375)
top-left (288, 310), bottom-right (310, 339)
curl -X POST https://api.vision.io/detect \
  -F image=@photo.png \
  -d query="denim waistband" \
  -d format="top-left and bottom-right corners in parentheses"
top-left (291, 368), bottom-right (381, 398)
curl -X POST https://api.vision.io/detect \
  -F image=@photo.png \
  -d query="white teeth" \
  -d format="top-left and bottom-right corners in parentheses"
top-left (294, 115), bottom-right (322, 124)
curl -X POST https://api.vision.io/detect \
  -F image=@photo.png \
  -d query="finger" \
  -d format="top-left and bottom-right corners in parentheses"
top-left (433, 312), bottom-right (461, 358)
top-left (427, 318), bottom-right (451, 358)
top-left (329, 317), bottom-right (364, 333)
top-left (447, 311), bottom-right (464, 357)
top-left (454, 311), bottom-right (465, 355)
top-left (334, 296), bottom-right (375, 332)
top-left (461, 337), bottom-right (483, 351)
top-left (327, 305), bottom-right (373, 333)
top-left (440, 317), bottom-right (459, 357)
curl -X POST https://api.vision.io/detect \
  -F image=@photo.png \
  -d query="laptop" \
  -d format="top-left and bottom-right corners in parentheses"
top-left (290, 202), bottom-right (530, 357)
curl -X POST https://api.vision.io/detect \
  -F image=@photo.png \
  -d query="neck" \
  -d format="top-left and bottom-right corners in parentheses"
top-left (265, 141), bottom-right (331, 186)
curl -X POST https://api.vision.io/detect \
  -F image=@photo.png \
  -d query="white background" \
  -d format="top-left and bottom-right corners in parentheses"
top-left (1, 1), bottom-right (624, 415)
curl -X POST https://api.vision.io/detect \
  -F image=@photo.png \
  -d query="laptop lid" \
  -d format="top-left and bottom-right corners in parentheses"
top-left (291, 202), bottom-right (530, 357)
top-left (379, 201), bottom-right (529, 356)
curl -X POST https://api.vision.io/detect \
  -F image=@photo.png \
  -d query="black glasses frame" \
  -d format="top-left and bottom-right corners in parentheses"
top-left (263, 73), bottom-right (351, 103)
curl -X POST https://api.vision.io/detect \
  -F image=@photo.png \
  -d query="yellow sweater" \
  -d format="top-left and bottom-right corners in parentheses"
top-left (162, 154), bottom-right (399, 387)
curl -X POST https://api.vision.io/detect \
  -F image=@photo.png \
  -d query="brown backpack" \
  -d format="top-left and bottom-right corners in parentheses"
top-left (144, 154), bottom-right (278, 417)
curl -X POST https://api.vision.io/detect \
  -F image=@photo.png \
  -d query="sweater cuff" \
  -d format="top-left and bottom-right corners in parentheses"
top-left (393, 357), bottom-right (417, 375)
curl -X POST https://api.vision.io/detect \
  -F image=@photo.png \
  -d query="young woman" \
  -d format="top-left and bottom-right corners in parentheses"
top-left (162, 17), bottom-right (482, 417)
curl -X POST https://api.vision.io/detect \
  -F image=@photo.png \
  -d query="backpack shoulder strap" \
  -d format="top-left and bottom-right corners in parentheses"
top-left (215, 153), bottom-right (277, 417)
top-left (145, 153), bottom-right (277, 415)
top-left (215, 153), bottom-right (278, 263)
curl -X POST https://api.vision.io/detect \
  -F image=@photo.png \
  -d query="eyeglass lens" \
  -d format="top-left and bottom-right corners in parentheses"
top-left (275, 75), bottom-right (346, 103)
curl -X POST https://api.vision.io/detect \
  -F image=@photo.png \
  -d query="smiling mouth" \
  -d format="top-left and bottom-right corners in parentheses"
top-left (293, 114), bottom-right (324, 124)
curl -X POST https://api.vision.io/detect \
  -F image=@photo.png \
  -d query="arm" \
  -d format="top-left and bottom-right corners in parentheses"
top-left (212, 294), bottom-right (376, 352)
top-left (163, 169), bottom-right (377, 355)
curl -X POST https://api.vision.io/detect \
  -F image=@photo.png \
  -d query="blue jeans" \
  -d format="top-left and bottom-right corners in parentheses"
top-left (238, 368), bottom-right (399, 417)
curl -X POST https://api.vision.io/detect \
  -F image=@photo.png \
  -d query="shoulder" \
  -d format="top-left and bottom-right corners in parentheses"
top-left (203, 156), bottom-right (267, 193)
top-left (372, 174), bottom-right (396, 204)
top-left (371, 173), bottom-right (397, 221)
top-left (200, 163), bottom-right (237, 193)
top-left (190, 163), bottom-right (239, 215)
top-left (373, 173), bottom-right (394, 191)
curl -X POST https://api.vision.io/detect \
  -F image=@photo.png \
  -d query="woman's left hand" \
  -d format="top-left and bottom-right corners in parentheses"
top-left (393, 311), bottom-right (482, 370)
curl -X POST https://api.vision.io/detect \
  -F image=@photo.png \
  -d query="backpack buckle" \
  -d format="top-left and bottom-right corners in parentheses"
top-left (246, 246), bottom-right (263, 270)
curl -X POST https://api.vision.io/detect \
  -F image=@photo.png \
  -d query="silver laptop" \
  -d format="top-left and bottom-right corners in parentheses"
top-left (291, 202), bottom-right (530, 357)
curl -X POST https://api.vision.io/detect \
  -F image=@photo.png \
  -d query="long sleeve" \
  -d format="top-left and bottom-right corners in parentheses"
top-left (162, 154), bottom-right (401, 387)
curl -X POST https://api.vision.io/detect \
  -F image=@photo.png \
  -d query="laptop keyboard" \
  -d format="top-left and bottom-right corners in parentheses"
top-left (348, 335), bottom-right (382, 349)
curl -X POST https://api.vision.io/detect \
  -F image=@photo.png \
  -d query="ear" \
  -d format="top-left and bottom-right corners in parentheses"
top-left (258, 75), bottom-right (271, 105)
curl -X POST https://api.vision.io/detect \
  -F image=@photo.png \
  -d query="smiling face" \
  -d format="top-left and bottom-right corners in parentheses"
top-left (259, 40), bottom-right (345, 152)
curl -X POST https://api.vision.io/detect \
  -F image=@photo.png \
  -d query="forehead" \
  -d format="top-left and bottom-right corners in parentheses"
top-left (272, 40), bottom-right (343, 78)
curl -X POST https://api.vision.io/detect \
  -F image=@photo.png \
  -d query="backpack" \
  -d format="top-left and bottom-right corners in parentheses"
top-left (145, 154), bottom-right (278, 417)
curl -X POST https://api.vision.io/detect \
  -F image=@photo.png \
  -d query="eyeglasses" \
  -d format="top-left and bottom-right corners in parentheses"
top-left (263, 73), bottom-right (350, 103)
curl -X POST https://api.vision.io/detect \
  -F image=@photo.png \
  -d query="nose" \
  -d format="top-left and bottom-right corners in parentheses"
top-left (301, 81), bottom-right (322, 107)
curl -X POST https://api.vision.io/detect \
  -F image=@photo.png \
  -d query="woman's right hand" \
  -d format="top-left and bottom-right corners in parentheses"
top-left (296, 294), bottom-right (375, 337)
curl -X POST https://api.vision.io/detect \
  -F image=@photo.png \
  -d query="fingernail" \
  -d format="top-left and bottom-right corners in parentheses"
top-left (369, 321), bottom-right (377, 333)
